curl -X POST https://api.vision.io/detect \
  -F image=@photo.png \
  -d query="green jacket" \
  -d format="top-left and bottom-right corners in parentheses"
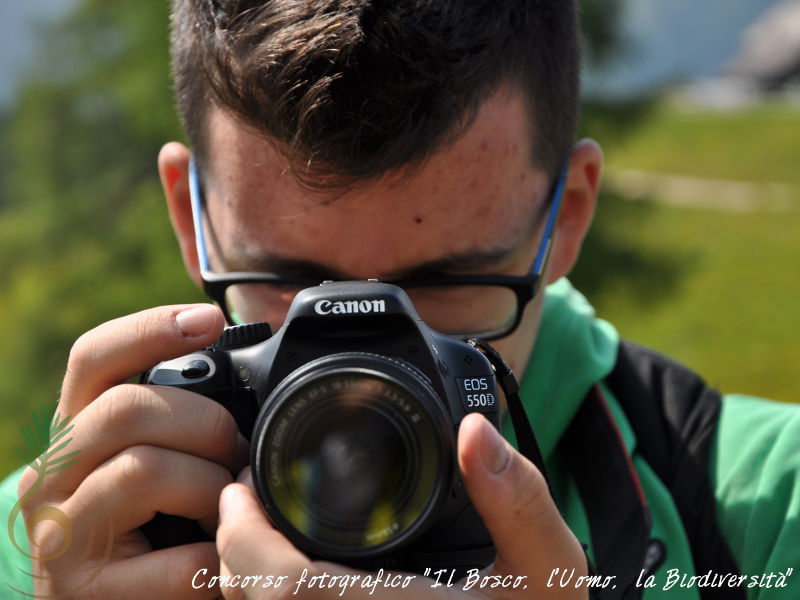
top-left (2, 279), bottom-right (799, 598)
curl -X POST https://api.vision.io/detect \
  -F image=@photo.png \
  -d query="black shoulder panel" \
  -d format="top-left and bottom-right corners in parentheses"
top-left (606, 340), bottom-right (742, 599)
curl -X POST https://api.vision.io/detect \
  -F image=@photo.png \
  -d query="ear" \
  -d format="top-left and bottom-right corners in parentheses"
top-left (546, 139), bottom-right (603, 283)
top-left (159, 142), bottom-right (203, 288)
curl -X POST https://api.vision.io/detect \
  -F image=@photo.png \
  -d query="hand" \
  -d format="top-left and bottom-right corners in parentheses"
top-left (215, 413), bottom-right (588, 599)
top-left (18, 304), bottom-right (245, 599)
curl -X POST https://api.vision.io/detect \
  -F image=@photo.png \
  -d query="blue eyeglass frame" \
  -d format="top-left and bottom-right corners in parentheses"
top-left (189, 157), bottom-right (569, 340)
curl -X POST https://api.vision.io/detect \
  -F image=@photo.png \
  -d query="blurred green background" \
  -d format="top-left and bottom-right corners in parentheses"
top-left (0, 0), bottom-right (797, 477)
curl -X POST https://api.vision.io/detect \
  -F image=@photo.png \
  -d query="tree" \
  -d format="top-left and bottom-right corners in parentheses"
top-left (0, 0), bottom-right (203, 474)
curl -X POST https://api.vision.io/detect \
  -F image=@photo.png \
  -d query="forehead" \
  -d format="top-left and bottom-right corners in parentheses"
top-left (203, 87), bottom-right (549, 275)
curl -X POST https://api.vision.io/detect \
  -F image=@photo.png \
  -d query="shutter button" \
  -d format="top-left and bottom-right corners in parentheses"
top-left (182, 359), bottom-right (211, 379)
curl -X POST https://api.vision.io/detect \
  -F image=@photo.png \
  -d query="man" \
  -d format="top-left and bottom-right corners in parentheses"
top-left (1, 1), bottom-right (798, 599)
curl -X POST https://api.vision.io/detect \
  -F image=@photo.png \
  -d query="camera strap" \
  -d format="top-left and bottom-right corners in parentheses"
top-left (467, 340), bottom-right (554, 499)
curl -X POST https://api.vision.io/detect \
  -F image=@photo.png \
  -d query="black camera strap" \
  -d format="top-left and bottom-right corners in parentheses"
top-left (467, 340), bottom-right (554, 500)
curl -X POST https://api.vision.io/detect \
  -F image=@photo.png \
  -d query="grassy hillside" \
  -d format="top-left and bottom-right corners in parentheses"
top-left (574, 100), bottom-right (799, 404)
top-left (600, 99), bottom-right (800, 184)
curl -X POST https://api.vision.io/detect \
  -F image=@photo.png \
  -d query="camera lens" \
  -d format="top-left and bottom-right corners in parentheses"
top-left (251, 353), bottom-right (452, 559)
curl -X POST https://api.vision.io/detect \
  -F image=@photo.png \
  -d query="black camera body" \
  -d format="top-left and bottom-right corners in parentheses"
top-left (145, 281), bottom-right (501, 572)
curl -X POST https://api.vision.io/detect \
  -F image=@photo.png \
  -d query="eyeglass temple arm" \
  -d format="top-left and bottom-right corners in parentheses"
top-left (189, 156), bottom-right (213, 274)
top-left (531, 161), bottom-right (569, 275)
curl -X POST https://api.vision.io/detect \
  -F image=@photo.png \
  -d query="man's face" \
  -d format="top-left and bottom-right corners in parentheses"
top-left (164, 86), bottom-right (600, 385)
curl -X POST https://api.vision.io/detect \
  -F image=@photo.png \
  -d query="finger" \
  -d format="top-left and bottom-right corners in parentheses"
top-left (458, 413), bottom-right (586, 595)
top-left (217, 484), bottom-right (318, 596)
top-left (64, 446), bottom-right (234, 539)
top-left (216, 486), bottom-right (438, 600)
top-left (38, 384), bottom-right (248, 497)
top-left (85, 542), bottom-right (220, 600)
top-left (61, 304), bottom-right (225, 415)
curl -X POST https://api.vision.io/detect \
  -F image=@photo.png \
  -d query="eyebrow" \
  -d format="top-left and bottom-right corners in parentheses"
top-left (229, 244), bottom-right (522, 280)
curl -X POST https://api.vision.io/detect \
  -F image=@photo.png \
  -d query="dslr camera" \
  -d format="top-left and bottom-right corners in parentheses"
top-left (144, 281), bottom-right (501, 572)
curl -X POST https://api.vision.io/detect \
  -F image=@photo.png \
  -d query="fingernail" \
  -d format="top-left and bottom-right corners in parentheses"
top-left (236, 466), bottom-right (253, 488)
top-left (219, 484), bottom-right (242, 522)
top-left (480, 418), bottom-right (511, 475)
top-left (175, 305), bottom-right (218, 337)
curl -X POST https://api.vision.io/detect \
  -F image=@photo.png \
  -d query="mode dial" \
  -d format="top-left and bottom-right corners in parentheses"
top-left (209, 322), bottom-right (272, 350)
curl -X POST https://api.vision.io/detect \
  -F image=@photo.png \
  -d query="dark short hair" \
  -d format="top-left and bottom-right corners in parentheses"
top-left (171, 0), bottom-right (581, 187)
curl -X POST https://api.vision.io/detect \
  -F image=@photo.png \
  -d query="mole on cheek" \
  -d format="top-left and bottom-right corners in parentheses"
top-left (414, 216), bottom-right (424, 224)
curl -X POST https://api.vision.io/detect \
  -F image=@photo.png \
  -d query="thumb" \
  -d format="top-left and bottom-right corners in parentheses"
top-left (458, 413), bottom-right (587, 593)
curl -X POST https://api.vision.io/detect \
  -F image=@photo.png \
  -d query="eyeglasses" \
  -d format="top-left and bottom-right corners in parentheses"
top-left (189, 158), bottom-right (568, 341)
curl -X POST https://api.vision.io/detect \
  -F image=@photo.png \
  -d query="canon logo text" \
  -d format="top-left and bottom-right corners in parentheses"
top-left (314, 299), bottom-right (387, 316)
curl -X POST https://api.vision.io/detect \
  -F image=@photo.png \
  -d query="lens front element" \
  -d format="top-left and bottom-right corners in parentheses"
top-left (252, 355), bottom-right (451, 559)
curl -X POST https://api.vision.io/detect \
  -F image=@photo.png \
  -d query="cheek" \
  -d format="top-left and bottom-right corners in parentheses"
top-left (490, 294), bottom-right (544, 379)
